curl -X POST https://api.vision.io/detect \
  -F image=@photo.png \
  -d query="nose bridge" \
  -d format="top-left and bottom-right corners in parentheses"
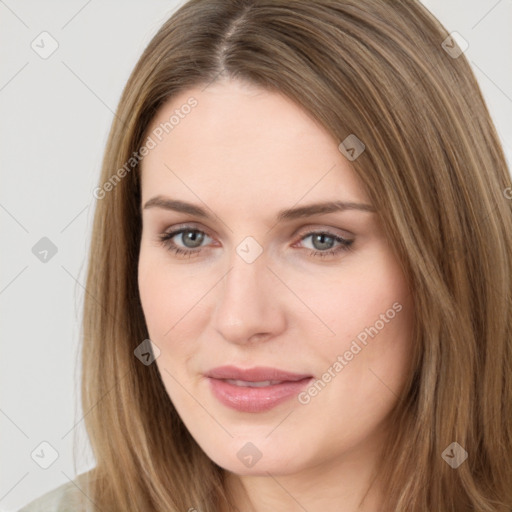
top-left (220, 249), bottom-right (268, 316)
top-left (213, 244), bottom-right (285, 343)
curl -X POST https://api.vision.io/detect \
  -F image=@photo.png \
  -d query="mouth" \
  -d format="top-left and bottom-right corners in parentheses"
top-left (205, 366), bottom-right (314, 413)
top-left (223, 379), bottom-right (290, 387)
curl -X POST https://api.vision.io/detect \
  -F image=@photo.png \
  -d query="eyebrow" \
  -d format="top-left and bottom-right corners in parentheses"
top-left (143, 196), bottom-right (375, 221)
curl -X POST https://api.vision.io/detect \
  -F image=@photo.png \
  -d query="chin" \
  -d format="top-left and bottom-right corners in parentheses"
top-left (198, 437), bottom-right (307, 477)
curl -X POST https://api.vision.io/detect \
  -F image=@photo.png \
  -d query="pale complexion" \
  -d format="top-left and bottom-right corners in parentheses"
top-left (138, 78), bottom-right (414, 512)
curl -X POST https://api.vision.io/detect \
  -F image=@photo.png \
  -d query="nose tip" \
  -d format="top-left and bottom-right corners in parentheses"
top-left (212, 256), bottom-right (286, 346)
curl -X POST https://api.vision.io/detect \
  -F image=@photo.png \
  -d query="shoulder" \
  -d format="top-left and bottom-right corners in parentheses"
top-left (17, 472), bottom-right (92, 512)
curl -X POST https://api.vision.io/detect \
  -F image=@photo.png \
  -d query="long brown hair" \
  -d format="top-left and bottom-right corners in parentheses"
top-left (80, 1), bottom-right (512, 510)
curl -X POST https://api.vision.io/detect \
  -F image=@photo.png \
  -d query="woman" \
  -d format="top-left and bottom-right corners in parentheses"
top-left (19, 0), bottom-right (512, 511)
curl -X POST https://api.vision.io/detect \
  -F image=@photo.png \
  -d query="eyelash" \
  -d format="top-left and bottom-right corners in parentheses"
top-left (157, 226), bottom-right (354, 259)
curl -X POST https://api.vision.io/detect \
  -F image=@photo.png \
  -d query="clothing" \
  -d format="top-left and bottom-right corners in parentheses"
top-left (17, 477), bottom-right (88, 512)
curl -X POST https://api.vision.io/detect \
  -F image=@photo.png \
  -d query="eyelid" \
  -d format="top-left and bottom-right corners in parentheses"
top-left (293, 224), bottom-right (354, 240)
top-left (161, 223), bottom-right (353, 244)
top-left (163, 224), bottom-right (217, 248)
top-left (291, 229), bottom-right (354, 254)
top-left (164, 222), bottom-right (214, 238)
top-left (158, 223), bottom-right (355, 261)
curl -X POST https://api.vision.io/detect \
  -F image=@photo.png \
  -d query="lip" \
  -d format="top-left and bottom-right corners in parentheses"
top-left (206, 366), bottom-right (313, 413)
top-left (206, 365), bottom-right (312, 382)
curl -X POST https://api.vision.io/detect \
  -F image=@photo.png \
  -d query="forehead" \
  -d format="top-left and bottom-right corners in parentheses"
top-left (140, 79), bottom-right (369, 210)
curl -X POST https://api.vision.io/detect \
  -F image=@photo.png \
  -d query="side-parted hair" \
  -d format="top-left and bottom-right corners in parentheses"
top-left (80, 1), bottom-right (512, 510)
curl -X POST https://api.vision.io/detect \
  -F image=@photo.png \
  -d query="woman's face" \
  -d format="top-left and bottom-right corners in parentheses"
top-left (138, 78), bottom-right (414, 477)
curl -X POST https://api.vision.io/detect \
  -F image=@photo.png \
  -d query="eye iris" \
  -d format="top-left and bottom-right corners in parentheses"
top-left (312, 233), bottom-right (334, 250)
top-left (182, 230), bottom-right (204, 248)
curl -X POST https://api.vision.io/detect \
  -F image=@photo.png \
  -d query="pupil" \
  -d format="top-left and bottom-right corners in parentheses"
top-left (313, 234), bottom-right (333, 250)
top-left (183, 230), bottom-right (204, 248)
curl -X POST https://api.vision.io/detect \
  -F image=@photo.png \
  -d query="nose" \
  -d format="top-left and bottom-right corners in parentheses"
top-left (212, 250), bottom-right (287, 345)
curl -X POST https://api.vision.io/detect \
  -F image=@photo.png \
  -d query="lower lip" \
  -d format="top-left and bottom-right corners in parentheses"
top-left (207, 377), bottom-right (313, 413)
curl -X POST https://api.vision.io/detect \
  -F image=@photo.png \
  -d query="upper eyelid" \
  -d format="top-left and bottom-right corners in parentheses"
top-left (164, 223), bottom-right (352, 235)
top-left (166, 223), bottom-right (215, 240)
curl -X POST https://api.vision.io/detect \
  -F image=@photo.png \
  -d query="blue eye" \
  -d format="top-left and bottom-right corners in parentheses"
top-left (174, 229), bottom-right (206, 248)
top-left (158, 227), bottom-right (353, 259)
top-left (158, 228), bottom-right (212, 257)
top-left (298, 231), bottom-right (353, 258)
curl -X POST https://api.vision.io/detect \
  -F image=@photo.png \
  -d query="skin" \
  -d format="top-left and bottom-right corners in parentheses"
top-left (138, 78), bottom-right (415, 512)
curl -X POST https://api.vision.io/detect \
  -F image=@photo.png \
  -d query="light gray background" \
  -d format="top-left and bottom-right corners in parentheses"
top-left (1, 1), bottom-right (511, 510)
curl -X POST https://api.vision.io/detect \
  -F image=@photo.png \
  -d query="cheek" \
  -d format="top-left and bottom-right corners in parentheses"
top-left (138, 265), bottom-right (170, 339)
top-left (300, 247), bottom-right (414, 392)
top-left (337, 275), bottom-right (413, 403)
top-left (138, 250), bottom-right (202, 346)
top-left (291, 258), bottom-right (410, 346)
top-left (138, 257), bottom-right (200, 402)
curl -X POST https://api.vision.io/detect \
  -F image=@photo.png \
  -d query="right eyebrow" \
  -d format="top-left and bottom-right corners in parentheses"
top-left (143, 197), bottom-right (210, 218)
top-left (142, 196), bottom-right (376, 221)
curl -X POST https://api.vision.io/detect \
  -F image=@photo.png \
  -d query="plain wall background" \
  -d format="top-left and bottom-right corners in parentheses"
top-left (1, 1), bottom-right (511, 510)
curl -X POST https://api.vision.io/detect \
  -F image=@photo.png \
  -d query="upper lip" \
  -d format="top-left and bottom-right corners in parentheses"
top-left (206, 365), bottom-right (312, 382)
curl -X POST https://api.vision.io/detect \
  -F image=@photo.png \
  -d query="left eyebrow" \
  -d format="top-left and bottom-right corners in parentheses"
top-left (276, 200), bottom-right (376, 221)
top-left (142, 196), bottom-right (376, 221)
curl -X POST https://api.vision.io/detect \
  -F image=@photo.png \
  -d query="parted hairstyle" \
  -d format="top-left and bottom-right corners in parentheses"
top-left (78, 1), bottom-right (512, 510)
